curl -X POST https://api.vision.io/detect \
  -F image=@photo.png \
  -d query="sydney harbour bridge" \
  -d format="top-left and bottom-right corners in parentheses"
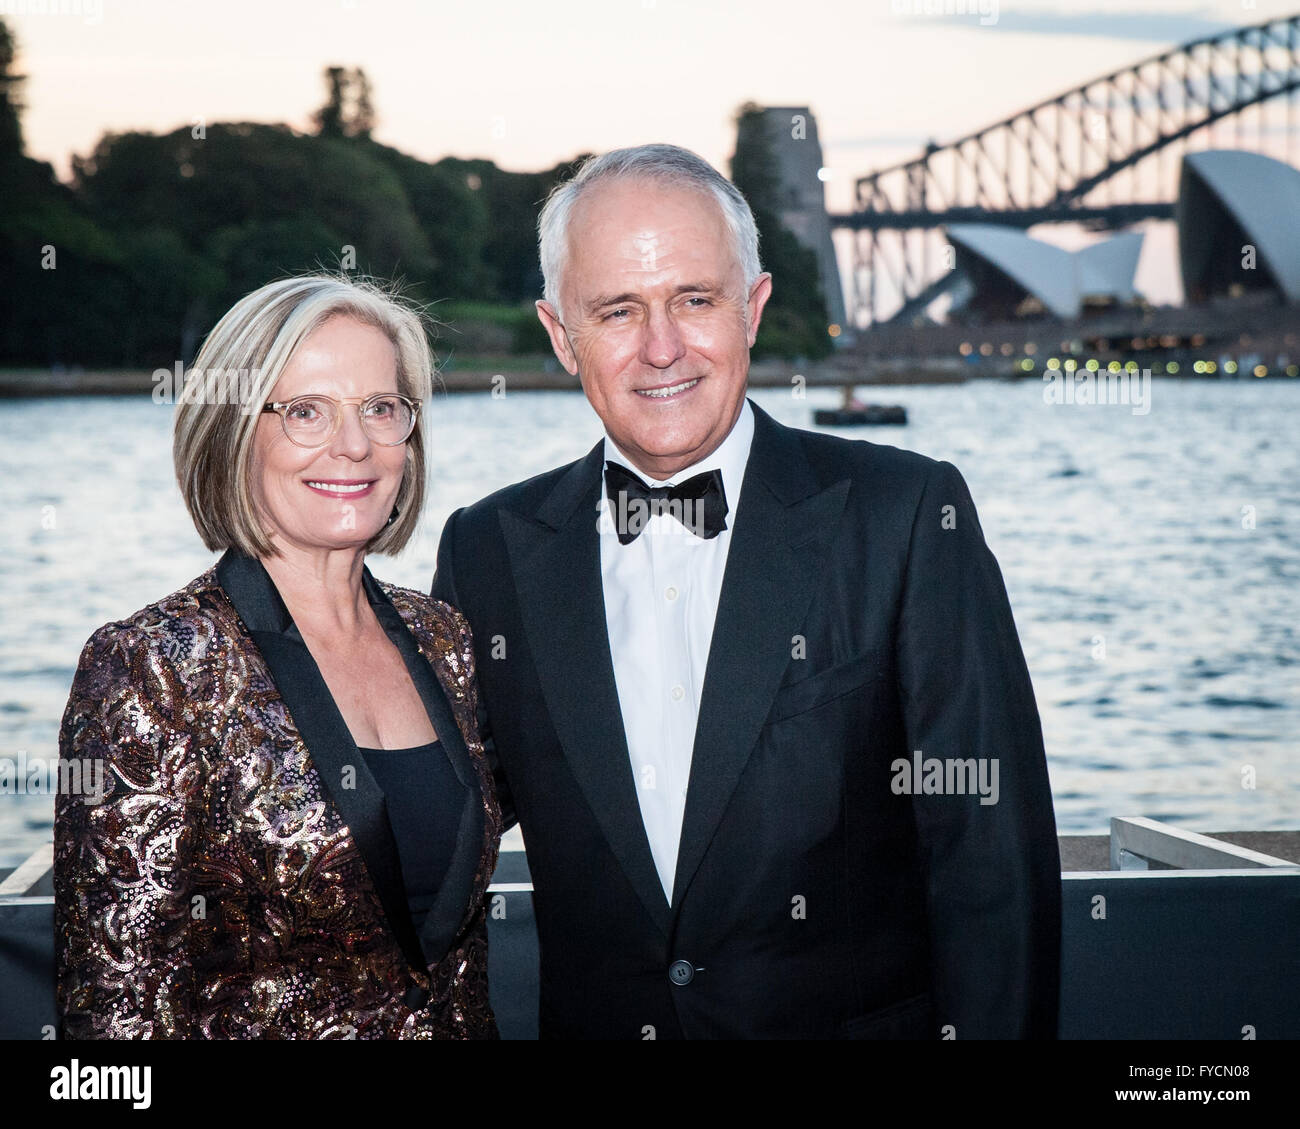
top-left (811, 12), bottom-right (1300, 372)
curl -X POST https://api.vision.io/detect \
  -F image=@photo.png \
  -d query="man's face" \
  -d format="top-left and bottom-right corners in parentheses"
top-left (536, 178), bottom-right (771, 480)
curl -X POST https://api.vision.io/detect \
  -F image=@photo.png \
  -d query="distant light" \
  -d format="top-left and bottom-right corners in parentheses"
top-left (1064, 358), bottom-right (1077, 371)
top-left (1224, 361), bottom-right (1238, 374)
top-left (817, 167), bottom-right (833, 182)
top-left (979, 343), bottom-right (993, 356)
top-left (1205, 361), bottom-right (1217, 374)
top-left (827, 324), bottom-right (841, 338)
top-left (1024, 343), bottom-right (1037, 355)
top-left (466, 173), bottom-right (482, 191)
top-left (1125, 361), bottom-right (1139, 372)
top-left (1019, 358), bottom-right (1034, 371)
top-left (1287, 365), bottom-right (1299, 377)
top-left (1167, 361), bottom-right (1180, 374)
top-left (1046, 357), bottom-right (1061, 370)
top-left (1108, 361), bottom-right (1122, 373)
top-left (1085, 358), bottom-right (1099, 372)
top-left (1254, 365), bottom-right (1268, 378)
top-left (959, 342), bottom-right (973, 356)
top-left (1193, 361), bottom-right (1205, 374)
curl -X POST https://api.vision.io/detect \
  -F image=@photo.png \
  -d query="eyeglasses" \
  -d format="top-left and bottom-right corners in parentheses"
top-left (261, 393), bottom-right (420, 448)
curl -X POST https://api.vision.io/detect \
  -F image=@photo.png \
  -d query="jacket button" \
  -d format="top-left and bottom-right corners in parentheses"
top-left (668, 959), bottom-right (695, 986)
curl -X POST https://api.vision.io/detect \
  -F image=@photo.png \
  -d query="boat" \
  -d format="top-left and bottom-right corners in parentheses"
top-left (814, 403), bottom-right (908, 426)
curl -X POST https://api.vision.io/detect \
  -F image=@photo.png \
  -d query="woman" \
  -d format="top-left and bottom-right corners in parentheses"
top-left (54, 275), bottom-right (501, 1039)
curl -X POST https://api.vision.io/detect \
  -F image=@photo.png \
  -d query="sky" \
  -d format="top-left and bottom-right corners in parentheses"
top-left (7, 0), bottom-right (1299, 306)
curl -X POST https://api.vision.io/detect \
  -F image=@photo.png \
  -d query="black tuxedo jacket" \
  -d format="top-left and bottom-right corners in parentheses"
top-left (433, 400), bottom-right (1060, 1039)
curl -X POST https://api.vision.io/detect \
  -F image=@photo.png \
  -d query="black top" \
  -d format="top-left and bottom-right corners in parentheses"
top-left (357, 739), bottom-right (468, 936)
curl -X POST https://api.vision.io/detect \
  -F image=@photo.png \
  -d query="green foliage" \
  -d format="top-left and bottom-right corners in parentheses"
top-left (432, 301), bottom-right (551, 357)
top-left (433, 155), bottom-right (587, 303)
top-left (2, 41), bottom-right (834, 369)
top-left (0, 16), bottom-right (137, 368)
top-left (74, 124), bottom-right (429, 278)
top-left (313, 66), bottom-right (374, 140)
top-left (362, 142), bottom-right (492, 300)
top-left (0, 19), bottom-right (23, 164)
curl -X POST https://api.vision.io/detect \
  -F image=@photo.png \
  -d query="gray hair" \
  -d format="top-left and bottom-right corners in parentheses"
top-left (174, 273), bottom-right (434, 560)
top-left (537, 143), bottom-right (762, 322)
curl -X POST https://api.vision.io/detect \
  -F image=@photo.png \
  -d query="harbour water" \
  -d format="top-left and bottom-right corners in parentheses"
top-left (1, 380), bottom-right (1297, 866)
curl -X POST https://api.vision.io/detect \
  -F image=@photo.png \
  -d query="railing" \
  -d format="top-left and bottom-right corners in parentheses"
top-left (3, 818), bottom-right (1298, 1039)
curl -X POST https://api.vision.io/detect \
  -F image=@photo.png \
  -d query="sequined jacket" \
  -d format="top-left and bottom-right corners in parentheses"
top-left (55, 549), bottom-right (501, 1039)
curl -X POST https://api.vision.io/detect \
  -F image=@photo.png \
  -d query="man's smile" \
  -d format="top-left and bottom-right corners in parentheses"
top-left (634, 377), bottom-right (702, 400)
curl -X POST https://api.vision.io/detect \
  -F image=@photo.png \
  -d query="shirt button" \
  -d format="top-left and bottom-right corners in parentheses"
top-left (668, 959), bottom-right (695, 987)
top-left (671, 685), bottom-right (684, 701)
top-left (665, 586), bottom-right (678, 601)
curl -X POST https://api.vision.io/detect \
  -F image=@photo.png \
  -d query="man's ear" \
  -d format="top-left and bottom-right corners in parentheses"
top-left (745, 273), bottom-right (773, 348)
top-left (535, 300), bottom-right (579, 376)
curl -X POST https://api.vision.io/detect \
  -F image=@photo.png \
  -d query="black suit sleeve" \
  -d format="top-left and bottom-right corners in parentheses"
top-left (433, 508), bottom-right (518, 832)
top-left (896, 459), bottom-right (1061, 1039)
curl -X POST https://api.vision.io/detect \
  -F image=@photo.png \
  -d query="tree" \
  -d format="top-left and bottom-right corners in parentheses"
top-left (74, 123), bottom-right (431, 306)
top-left (433, 154), bottom-right (587, 303)
top-left (313, 65), bottom-right (375, 140)
top-left (0, 19), bottom-right (24, 163)
top-left (363, 141), bottom-right (492, 300)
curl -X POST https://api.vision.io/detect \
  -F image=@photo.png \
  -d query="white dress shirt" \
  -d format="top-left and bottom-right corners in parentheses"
top-left (598, 400), bottom-right (755, 902)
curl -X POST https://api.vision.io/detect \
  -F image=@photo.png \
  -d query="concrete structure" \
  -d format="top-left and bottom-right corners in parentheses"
top-left (742, 106), bottom-right (848, 331)
top-left (1178, 149), bottom-right (1300, 305)
top-left (946, 224), bottom-right (1143, 321)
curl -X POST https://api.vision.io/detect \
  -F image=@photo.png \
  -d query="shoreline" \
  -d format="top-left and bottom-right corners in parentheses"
top-left (0, 361), bottom-right (969, 398)
top-left (4, 362), bottom-right (1293, 398)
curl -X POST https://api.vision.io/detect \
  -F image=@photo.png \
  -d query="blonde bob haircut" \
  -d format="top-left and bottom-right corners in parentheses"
top-left (173, 274), bottom-right (434, 559)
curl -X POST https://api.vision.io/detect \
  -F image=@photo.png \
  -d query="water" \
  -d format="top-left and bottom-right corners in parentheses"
top-left (2, 381), bottom-right (1297, 866)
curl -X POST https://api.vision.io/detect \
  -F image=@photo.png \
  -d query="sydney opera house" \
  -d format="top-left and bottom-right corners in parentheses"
top-left (844, 149), bottom-right (1300, 376)
top-left (1176, 150), bottom-right (1300, 307)
top-left (943, 150), bottom-right (1300, 322)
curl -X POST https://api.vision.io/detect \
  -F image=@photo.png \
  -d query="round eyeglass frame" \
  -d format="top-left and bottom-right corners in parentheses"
top-left (260, 393), bottom-right (421, 448)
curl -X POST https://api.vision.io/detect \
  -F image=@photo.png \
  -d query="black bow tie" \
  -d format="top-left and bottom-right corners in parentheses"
top-left (604, 462), bottom-right (729, 545)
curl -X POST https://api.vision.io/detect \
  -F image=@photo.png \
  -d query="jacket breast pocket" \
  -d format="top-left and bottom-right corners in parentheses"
top-left (840, 992), bottom-right (935, 1040)
top-left (764, 649), bottom-right (885, 726)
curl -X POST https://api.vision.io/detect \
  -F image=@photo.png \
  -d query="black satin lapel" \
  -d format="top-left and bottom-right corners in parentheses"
top-left (368, 582), bottom-right (485, 965)
top-left (216, 551), bottom-right (429, 978)
top-left (501, 471), bottom-right (673, 936)
top-left (215, 548), bottom-right (292, 633)
top-left (670, 436), bottom-right (851, 908)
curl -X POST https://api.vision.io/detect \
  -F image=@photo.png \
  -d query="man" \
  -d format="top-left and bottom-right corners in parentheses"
top-left (432, 143), bottom-right (1060, 1039)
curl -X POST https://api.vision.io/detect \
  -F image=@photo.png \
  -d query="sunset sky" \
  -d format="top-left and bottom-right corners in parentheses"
top-left (8, 0), bottom-right (1299, 306)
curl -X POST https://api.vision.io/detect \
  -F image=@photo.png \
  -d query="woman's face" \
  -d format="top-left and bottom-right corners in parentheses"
top-left (250, 316), bottom-right (408, 557)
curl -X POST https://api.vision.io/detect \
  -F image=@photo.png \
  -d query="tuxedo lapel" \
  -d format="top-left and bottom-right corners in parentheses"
top-left (671, 403), bottom-right (851, 906)
top-left (215, 550), bottom-right (429, 979)
top-left (367, 577), bottom-right (486, 970)
top-left (501, 444), bottom-right (672, 935)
